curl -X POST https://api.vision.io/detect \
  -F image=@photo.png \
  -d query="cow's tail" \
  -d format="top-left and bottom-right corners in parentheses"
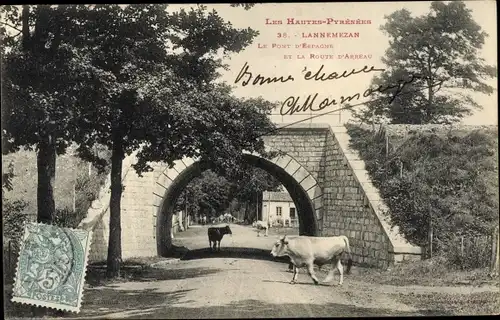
top-left (342, 236), bottom-right (353, 275)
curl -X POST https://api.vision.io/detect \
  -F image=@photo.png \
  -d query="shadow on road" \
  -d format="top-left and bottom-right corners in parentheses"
top-left (86, 265), bottom-right (224, 287)
top-left (261, 279), bottom-right (334, 287)
top-left (180, 247), bottom-right (290, 264)
top-left (68, 288), bottom-right (196, 319)
top-left (82, 288), bottom-right (194, 318)
top-left (80, 298), bottom-right (432, 318)
top-left (4, 284), bottom-right (196, 319)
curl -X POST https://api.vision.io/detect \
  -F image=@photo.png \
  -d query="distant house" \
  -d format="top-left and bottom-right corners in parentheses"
top-left (261, 191), bottom-right (298, 227)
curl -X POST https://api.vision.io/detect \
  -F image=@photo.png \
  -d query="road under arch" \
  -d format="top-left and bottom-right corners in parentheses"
top-left (156, 154), bottom-right (319, 257)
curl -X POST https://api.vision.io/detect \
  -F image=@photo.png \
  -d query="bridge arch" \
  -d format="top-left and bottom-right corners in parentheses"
top-left (153, 151), bottom-right (324, 257)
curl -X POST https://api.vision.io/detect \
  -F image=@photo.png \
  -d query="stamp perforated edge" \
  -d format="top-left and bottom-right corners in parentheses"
top-left (11, 222), bottom-right (93, 314)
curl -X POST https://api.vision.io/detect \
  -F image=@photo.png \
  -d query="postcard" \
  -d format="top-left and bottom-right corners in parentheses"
top-left (2, 2), bottom-right (497, 318)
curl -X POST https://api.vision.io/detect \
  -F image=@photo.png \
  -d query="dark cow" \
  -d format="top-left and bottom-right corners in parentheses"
top-left (208, 225), bottom-right (232, 251)
top-left (271, 235), bottom-right (353, 285)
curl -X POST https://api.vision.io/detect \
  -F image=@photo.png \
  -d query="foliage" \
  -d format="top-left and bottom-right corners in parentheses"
top-left (53, 166), bottom-right (110, 228)
top-left (133, 91), bottom-right (277, 179)
top-left (2, 161), bottom-right (15, 197)
top-left (352, 1), bottom-right (497, 125)
top-left (3, 199), bottom-right (29, 242)
top-left (52, 208), bottom-right (84, 229)
top-left (1, 5), bottom-right (117, 224)
top-left (232, 164), bottom-right (283, 203)
top-left (175, 165), bottom-right (282, 222)
top-left (2, 161), bottom-right (29, 242)
top-left (229, 3), bottom-right (256, 10)
top-left (346, 124), bottom-right (498, 264)
top-left (1, 5), bottom-right (104, 156)
top-left (45, 4), bottom-right (270, 275)
top-left (175, 170), bottom-right (232, 218)
top-left (2, 3), bottom-right (276, 277)
top-left (444, 235), bottom-right (494, 270)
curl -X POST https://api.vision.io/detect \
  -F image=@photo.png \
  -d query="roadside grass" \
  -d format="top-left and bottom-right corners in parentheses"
top-left (351, 257), bottom-right (499, 287)
top-left (395, 291), bottom-right (500, 316)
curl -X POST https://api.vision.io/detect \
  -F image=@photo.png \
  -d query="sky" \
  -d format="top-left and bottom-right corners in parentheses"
top-left (170, 1), bottom-right (498, 126)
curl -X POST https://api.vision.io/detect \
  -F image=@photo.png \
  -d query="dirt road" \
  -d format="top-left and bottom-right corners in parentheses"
top-left (38, 224), bottom-right (497, 318)
top-left (66, 224), bottom-right (421, 318)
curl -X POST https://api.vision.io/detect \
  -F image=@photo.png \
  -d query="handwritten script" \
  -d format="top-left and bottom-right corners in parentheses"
top-left (233, 62), bottom-right (444, 116)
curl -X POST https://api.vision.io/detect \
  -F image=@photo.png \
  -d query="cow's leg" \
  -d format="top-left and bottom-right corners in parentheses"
top-left (265, 227), bottom-right (268, 237)
top-left (217, 241), bottom-right (221, 252)
top-left (336, 258), bottom-right (344, 285)
top-left (209, 240), bottom-right (212, 251)
top-left (323, 258), bottom-right (337, 283)
top-left (290, 265), bottom-right (299, 284)
top-left (306, 263), bottom-right (320, 285)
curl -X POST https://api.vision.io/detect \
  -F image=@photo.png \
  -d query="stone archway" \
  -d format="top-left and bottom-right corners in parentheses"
top-left (154, 152), bottom-right (324, 257)
top-left (83, 123), bottom-right (422, 268)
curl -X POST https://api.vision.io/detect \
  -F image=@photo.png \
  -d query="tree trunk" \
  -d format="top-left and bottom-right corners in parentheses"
top-left (22, 5), bottom-right (30, 49)
top-left (37, 135), bottom-right (56, 224)
top-left (106, 133), bottom-right (124, 278)
top-left (426, 57), bottom-right (434, 123)
top-left (243, 202), bottom-right (249, 223)
top-left (158, 206), bottom-right (174, 257)
top-left (256, 192), bottom-right (260, 221)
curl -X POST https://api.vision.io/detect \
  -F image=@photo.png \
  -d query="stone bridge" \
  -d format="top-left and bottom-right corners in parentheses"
top-left (80, 123), bottom-right (421, 269)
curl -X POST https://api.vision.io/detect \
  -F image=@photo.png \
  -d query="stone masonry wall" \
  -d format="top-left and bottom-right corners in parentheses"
top-left (263, 125), bottom-right (328, 183)
top-left (119, 169), bottom-right (157, 258)
top-left (320, 128), bottom-right (393, 268)
top-left (327, 125), bottom-right (421, 268)
top-left (80, 151), bottom-right (157, 262)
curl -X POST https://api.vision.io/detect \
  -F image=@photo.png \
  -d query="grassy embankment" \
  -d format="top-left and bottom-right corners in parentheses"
top-left (345, 124), bottom-right (499, 315)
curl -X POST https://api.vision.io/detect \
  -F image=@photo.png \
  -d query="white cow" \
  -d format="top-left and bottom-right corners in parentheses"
top-left (252, 220), bottom-right (269, 237)
top-left (270, 235), bottom-right (353, 285)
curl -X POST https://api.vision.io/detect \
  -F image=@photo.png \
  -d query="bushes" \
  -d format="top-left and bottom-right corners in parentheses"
top-left (346, 124), bottom-right (499, 269)
top-left (3, 199), bottom-right (29, 241)
top-left (3, 162), bottom-right (30, 283)
top-left (53, 164), bottom-right (109, 228)
top-left (444, 235), bottom-right (494, 270)
top-left (3, 161), bottom-right (30, 242)
top-left (3, 198), bottom-right (29, 281)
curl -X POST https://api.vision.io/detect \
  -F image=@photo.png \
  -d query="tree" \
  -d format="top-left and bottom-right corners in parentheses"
top-left (352, 1), bottom-right (497, 125)
top-left (2, 4), bottom-right (275, 278)
top-left (62, 4), bottom-right (274, 277)
top-left (1, 5), bottom-right (111, 224)
top-left (175, 166), bottom-right (282, 223)
top-left (230, 166), bottom-right (282, 223)
top-left (175, 170), bottom-right (231, 220)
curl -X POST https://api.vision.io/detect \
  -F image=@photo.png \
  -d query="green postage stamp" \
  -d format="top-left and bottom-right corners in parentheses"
top-left (11, 222), bottom-right (92, 313)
